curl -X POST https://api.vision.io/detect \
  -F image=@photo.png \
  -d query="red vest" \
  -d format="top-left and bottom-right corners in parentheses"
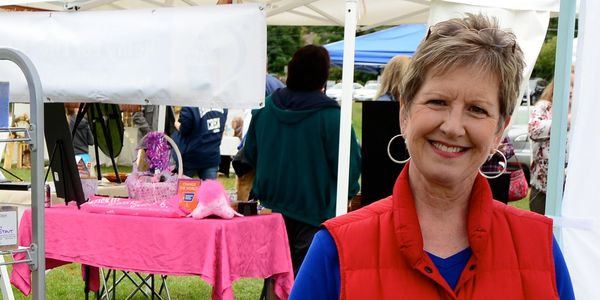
top-left (325, 167), bottom-right (558, 300)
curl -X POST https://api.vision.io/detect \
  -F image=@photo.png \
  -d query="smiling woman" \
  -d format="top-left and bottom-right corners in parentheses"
top-left (290, 13), bottom-right (575, 300)
top-left (400, 66), bottom-right (504, 188)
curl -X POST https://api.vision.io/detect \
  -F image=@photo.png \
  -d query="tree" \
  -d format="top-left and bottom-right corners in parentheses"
top-left (266, 25), bottom-right (378, 84)
top-left (531, 17), bottom-right (578, 80)
top-left (533, 36), bottom-right (557, 81)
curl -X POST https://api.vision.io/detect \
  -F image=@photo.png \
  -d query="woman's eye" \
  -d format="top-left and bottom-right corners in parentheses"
top-left (426, 99), bottom-right (446, 106)
top-left (469, 106), bottom-right (488, 116)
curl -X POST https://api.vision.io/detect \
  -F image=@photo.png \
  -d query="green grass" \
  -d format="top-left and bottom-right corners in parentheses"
top-left (352, 101), bottom-right (363, 143)
top-left (4, 262), bottom-right (262, 299)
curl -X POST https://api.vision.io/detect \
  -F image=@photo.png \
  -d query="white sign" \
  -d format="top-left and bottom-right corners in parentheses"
top-left (0, 4), bottom-right (266, 109)
top-left (0, 207), bottom-right (17, 249)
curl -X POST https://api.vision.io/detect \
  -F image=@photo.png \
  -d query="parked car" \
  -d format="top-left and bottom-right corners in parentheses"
top-left (325, 82), bottom-right (363, 101)
top-left (522, 77), bottom-right (547, 105)
top-left (354, 82), bottom-right (380, 101)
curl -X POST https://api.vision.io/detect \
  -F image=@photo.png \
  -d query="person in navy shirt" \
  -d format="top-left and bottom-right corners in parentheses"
top-left (174, 107), bottom-right (227, 180)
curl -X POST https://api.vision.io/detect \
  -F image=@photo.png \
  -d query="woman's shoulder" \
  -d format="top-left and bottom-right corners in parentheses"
top-left (325, 197), bottom-right (394, 230)
top-left (491, 201), bottom-right (553, 227)
top-left (534, 99), bottom-right (552, 108)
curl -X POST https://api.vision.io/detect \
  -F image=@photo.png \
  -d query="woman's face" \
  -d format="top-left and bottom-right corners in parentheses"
top-left (400, 66), bottom-right (509, 186)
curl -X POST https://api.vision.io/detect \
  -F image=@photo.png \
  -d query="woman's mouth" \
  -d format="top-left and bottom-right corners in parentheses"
top-left (430, 141), bottom-right (466, 157)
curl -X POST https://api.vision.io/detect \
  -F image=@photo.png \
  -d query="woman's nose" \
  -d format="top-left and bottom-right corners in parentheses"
top-left (439, 109), bottom-right (465, 137)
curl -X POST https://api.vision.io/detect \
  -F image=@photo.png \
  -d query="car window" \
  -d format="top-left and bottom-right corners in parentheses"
top-left (364, 83), bottom-right (379, 90)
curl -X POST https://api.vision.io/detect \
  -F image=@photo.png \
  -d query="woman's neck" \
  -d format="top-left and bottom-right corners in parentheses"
top-left (409, 171), bottom-right (474, 258)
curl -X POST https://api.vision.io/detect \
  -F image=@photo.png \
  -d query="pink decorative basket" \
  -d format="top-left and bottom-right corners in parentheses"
top-left (125, 133), bottom-right (183, 203)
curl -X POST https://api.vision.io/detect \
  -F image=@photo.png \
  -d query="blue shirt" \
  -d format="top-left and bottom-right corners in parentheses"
top-left (290, 229), bottom-right (575, 299)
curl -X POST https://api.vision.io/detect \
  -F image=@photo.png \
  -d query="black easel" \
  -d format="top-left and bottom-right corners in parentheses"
top-left (0, 165), bottom-right (24, 181)
top-left (44, 139), bottom-right (79, 207)
top-left (72, 103), bottom-right (121, 183)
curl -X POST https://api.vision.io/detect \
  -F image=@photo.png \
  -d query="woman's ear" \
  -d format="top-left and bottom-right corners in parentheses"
top-left (399, 99), bottom-right (408, 133)
top-left (493, 117), bottom-right (512, 146)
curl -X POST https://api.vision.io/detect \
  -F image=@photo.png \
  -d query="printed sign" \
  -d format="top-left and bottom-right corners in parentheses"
top-left (0, 206), bottom-right (18, 250)
top-left (177, 178), bottom-right (202, 214)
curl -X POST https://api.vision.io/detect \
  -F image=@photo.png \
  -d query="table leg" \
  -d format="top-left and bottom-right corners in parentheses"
top-left (84, 265), bottom-right (90, 300)
top-left (259, 278), bottom-right (279, 300)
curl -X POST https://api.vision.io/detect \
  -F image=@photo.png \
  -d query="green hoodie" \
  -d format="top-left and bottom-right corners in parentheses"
top-left (244, 92), bottom-right (361, 226)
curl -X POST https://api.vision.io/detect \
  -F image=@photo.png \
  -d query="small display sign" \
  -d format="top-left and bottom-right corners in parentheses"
top-left (177, 179), bottom-right (202, 214)
top-left (0, 206), bottom-right (18, 250)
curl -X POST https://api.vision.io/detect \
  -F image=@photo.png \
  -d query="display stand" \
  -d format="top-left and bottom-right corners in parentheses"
top-left (0, 48), bottom-right (46, 300)
top-left (72, 103), bottom-right (123, 183)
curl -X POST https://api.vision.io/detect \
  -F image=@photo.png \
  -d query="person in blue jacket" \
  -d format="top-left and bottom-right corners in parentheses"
top-left (174, 107), bottom-right (227, 180)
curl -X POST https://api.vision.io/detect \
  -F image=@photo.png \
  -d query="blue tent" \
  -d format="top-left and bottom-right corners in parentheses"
top-left (324, 24), bottom-right (427, 74)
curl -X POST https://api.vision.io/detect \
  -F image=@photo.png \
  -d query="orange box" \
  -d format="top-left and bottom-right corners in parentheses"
top-left (177, 178), bottom-right (202, 214)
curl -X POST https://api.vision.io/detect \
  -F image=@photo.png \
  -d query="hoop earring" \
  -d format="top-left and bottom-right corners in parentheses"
top-left (387, 134), bottom-right (410, 164)
top-left (479, 149), bottom-right (507, 179)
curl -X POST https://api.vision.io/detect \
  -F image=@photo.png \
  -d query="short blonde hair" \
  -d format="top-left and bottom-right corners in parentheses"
top-left (374, 55), bottom-right (411, 101)
top-left (401, 13), bottom-right (525, 128)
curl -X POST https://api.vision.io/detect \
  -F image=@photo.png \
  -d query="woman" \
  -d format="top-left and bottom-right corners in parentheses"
top-left (528, 76), bottom-right (574, 214)
top-left (290, 14), bottom-right (574, 299)
top-left (374, 55), bottom-right (411, 101)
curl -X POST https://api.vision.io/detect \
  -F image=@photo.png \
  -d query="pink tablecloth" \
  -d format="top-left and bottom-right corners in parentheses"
top-left (10, 206), bottom-right (294, 300)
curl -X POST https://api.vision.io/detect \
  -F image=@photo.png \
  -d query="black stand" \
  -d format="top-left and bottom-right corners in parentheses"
top-left (73, 103), bottom-right (121, 183)
top-left (0, 165), bottom-right (24, 181)
top-left (360, 101), bottom-right (406, 207)
top-left (44, 140), bottom-right (79, 207)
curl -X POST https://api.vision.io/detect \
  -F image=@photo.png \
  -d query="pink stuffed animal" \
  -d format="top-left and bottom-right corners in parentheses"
top-left (190, 179), bottom-right (242, 219)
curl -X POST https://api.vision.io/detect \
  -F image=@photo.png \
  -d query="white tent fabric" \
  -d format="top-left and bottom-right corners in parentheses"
top-left (429, 1), bottom-right (552, 105)
top-left (0, 4), bottom-right (266, 108)
top-left (562, 0), bottom-right (600, 298)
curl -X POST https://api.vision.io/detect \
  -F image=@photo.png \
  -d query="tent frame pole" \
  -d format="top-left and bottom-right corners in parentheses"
top-left (546, 0), bottom-right (577, 243)
top-left (335, 0), bottom-right (358, 216)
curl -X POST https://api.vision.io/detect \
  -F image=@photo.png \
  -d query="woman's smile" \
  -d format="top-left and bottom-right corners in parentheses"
top-left (429, 141), bottom-right (468, 158)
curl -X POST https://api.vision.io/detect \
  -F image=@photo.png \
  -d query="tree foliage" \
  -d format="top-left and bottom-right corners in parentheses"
top-left (267, 25), bottom-right (377, 84)
top-left (533, 36), bottom-right (557, 81)
top-left (531, 17), bottom-right (578, 81)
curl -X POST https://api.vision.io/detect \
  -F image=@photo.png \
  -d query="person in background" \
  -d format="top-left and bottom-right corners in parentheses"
top-left (243, 45), bottom-right (361, 276)
top-left (528, 73), bottom-right (574, 214)
top-left (234, 73), bottom-right (285, 201)
top-left (374, 55), bottom-right (411, 101)
top-left (290, 14), bottom-right (574, 299)
top-left (241, 74), bottom-right (285, 137)
top-left (173, 107), bottom-right (227, 180)
top-left (480, 136), bottom-right (514, 173)
top-left (66, 105), bottom-right (94, 164)
top-left (132, 105), bottom-right (159, 142)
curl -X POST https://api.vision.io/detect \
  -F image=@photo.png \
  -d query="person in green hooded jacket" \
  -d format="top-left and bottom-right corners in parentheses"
top-left (243, 45), bottom-right (361, 275)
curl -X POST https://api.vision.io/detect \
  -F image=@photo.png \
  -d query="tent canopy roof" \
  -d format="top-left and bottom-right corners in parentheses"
top-left (324, 23), bottom-right (427, 74)
top-left (6, 0), bottom-right (561, 30)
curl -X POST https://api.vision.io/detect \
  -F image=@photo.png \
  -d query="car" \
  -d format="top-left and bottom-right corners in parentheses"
top-left (353, 82), bottom-right (380, 101)
top-left (522, 78), bottom-right (547, 105)
top-left (325, 82), bottom-right (363, 101)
